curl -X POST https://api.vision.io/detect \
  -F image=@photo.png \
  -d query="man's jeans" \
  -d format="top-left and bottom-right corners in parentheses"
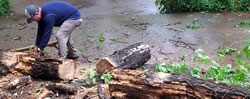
top-left (56, 19), bottom-right (82, 58)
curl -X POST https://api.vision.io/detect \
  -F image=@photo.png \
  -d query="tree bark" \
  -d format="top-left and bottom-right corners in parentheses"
top-left (96, 43), bottom-right (151, 75)
top-left (107, 69), bottom-right (249, 99)
top-left (0, 52), bottom-right (76, 80)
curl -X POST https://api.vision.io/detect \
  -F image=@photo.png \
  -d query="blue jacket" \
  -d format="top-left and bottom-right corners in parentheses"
top-left (36, 1), bottom-right (81, 50)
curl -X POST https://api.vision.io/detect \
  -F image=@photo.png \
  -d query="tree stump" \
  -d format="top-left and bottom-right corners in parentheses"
top-left (96, 43), bottom-right (151, 74)
top-left (0, 52), bottom-right (76, 80)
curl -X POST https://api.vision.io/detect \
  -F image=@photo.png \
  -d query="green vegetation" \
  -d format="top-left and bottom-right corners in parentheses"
top-left (82, 69), bottom-right (98, 86)
top-left (186, 17), bottom-right (203, 30)
top-left (110, 38), bottom-right (119, 44)
top-left (155, 0), bottom-right (250, 13)
top-left (154, 42), bottom-right (249, 88)
top-left (100, 73), bottom-right (111, 83)
top-left (82, 70), bottom-right (112, 86)
top-left (0, 0), bottom-right (12, 15)
top-left (97, 36), bottom-right (105, 49)
top-left (233, 20), bottom-right (250, 28)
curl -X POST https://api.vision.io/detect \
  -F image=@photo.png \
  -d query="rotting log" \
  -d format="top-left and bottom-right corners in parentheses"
top-left (96, 43), bottom-right (151, 75)
top-left (46, 83), bottom-right (77, 95)
top-left (107, 69), bottom-right (250, 99)
top-left (0, 52), bottom-right (76, 80)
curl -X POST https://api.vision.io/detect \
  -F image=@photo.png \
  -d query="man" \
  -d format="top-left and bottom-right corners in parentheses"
top-left (24, 1), bottom-right (82, 60)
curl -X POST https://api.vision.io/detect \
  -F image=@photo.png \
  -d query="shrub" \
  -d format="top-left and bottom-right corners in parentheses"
top-left (0, 0), bottom-right (12, 16)
top-left (155, 0), bottom-right (250, 13)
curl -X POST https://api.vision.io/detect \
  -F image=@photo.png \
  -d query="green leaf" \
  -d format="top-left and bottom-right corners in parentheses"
top-left (224, 33), bottom-right (232, 36)
top-left (141, 66), bottom-right (145, 71)
top-left (190, 66), bottom-right (201, 78)
top-left (110, 38), bottom-right (119, 44)
top-left (77, 50), bottom-right (83, 55)
top-left (125, 31), bottom-right (131, 36)
top-left (29, 45), bottom-right (34, 51)
top-left (40, 83), bottom-right (46, 88)
top-left (177, 29), bottom-right (185, 35)
top-left (243, 45), bottom-right (250, 58)
top-left (91, 61), bottom-right (98, 64)
top-left (97, 41), bottom-right (103, 49)
top-left (13, 35), bottom-right (21, 40)
top-left (237, 51), bottom-right (242, 59)
top-left (232, 24), bottom-right (239, 28)
top-left (207, 19), bottom-right (216, 23)
top-left (101, 73), bottom-right (112, 83)
top-left (98, 36), bottom-right (105, 42)
top-left (87, 35), bottom-right (94, 38)
top-left (181, 55), bottom-right (187, 61)
top-left (241, 30), bottom-right (250, 33)
top-left (80, 68), bottom-right (87, 71)
top-left (175, 21), bottom-right (182, 25)
top-left (87, 70), bottom-right (96, 79)
top-left (82, 82), bottom-right (87, 86)
top-left (93, 78), bottom-right (97, 85)
top-left (204, 40), bottom-right (208, 47)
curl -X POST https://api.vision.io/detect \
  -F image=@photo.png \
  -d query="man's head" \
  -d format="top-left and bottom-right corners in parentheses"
top-left (25, 4), bottom-right (41, 23)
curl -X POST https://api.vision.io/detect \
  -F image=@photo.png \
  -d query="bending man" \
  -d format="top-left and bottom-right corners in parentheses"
top-left (24, 1), bottom-right (82, 60)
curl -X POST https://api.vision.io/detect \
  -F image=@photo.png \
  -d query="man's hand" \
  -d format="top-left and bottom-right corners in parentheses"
top-left (33, 45), bottom-right (38, 52)
top-left (27, 46), bottom-right (42, 57)
top-left (34, 49), bottom-right (42, 57)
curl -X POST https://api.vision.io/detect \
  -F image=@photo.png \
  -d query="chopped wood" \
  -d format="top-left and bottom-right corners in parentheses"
top-left (37, 88), bottom-right (53, 99)
top-left (96, 43), bottom-right (151, 74)
top-left (10, 40), bottom-right (58, 52)
top-left (46, 83), bottom-right (77, 95)
top-left (107, 69), bottom-right (250, 99)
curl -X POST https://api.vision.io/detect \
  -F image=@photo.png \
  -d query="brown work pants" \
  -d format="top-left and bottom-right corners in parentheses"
top-left (56, 19), bottom-right (82, 58)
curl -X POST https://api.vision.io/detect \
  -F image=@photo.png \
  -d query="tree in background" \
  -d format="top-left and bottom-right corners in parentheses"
top-left (0, 0), bottom-right (12, 15)
top-left (155, 0), bottom-right (250, 13)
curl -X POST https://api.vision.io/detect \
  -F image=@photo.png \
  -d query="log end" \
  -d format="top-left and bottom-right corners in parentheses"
top-left (96, 57), bottom-right (117, 75)
top-left (58, 59), bottom-right (76, 80)
top-left (0, 52), bottom-right (28, 67)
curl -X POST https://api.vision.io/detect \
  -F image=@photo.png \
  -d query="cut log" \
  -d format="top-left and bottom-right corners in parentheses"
top-left (96, 43), bottom-right (151, 75)
top-left (10, 40), bottom-right (58, 52)
top-left (0, 52), bottom-right (76, 80)
top-left (107, 69), bottom-right (250, 99)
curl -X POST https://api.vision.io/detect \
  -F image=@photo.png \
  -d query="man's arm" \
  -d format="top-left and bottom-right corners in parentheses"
top-left (35, 23), bottom-right (43, 47)
top-left (33, 23), bottom-right (43, 52)
top-left (38, 15), bottom-right (56, 51)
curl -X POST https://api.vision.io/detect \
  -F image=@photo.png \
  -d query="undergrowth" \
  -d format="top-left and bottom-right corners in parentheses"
top-left (155, 0), bottom-right (250, 13)
top-left (154, 40), bottom-right (250, 89)
top-left (0, 0), bottom-right (12, 15)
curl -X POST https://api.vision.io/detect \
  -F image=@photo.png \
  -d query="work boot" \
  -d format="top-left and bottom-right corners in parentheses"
top-left (66, 55), bottom-right (79, 60)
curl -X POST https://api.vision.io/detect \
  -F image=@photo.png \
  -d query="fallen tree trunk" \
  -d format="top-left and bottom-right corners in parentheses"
top-left (96, 43), bottom-right (151, 75)
top-left (107, 69), bottom-right (249, 99)
top-left (0, 52), bottom-right (76, 80)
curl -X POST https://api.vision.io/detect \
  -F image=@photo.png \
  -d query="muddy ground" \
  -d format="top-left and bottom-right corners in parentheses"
top-left (0, 0), bottom-right (249, 98)
top-left (0, 0), bottom-right (249, 64)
